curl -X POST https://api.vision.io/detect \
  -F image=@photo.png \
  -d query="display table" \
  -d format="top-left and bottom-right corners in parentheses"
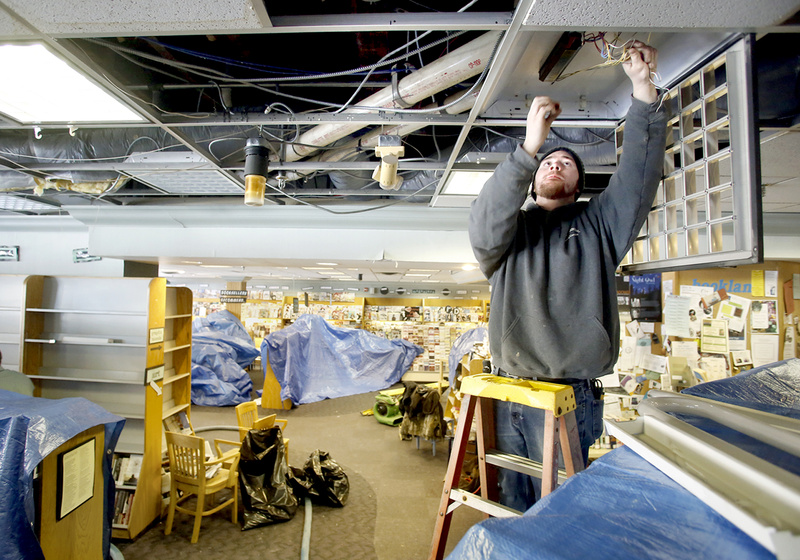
top-left (446, 359), bottom-right (800, 560)
top-left (0, 391), bottom-right (124, 560)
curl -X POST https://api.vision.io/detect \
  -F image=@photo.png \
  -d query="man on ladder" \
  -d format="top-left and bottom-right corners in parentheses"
top-left (467, 40), bottom-right (667, 511)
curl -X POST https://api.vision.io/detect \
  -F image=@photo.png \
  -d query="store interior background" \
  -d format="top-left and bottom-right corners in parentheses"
top-left (1, 1), bottom-right (799, 287)
top-left (2, 2), bottom-right (800, 558)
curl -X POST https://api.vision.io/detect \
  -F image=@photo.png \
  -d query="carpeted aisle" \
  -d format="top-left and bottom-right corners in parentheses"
top-left (116, 460), bottom-right (378, 559)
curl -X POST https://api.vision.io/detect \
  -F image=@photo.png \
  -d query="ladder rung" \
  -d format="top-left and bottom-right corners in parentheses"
top-left (486, 450), bottom-right (569, 484)
top-left (448, 489), bottom-right (522, 518)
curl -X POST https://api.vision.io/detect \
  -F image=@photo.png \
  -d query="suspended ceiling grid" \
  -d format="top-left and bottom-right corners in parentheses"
top-left (0, 0), bottom-right (799, 282)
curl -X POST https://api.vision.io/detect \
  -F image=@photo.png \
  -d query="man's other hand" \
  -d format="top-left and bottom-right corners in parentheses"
top-left (522, 96), bottom-right (562, 158)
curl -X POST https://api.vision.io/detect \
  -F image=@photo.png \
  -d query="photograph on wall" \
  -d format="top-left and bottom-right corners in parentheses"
top-left (629, 273), bottom-right (662, 322)
top-left (750, 300), bottom-right (778, 333)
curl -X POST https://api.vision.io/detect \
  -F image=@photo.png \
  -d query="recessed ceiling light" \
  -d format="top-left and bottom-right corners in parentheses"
top-left (316, 262), bottom-right (339, 266)
top-left (0, 194), bottom-right (60, 213)
top-left (199, 265), bottom-right (231, 268)
top-left (181, 261), bottom-right (203, 265)
top-left (405, 273), bottom-right (431, 277)
top-left (303, 267), bottom-right (334, 271)
top-left (161, 269), bottom-right (185, 275)
top-left (421, 280), bottom-right (441, 283)
top-left (461, 264), bottom-right (477, 271)
top-left (0, 43), bottom-right (143, 123)
top-left (409, 269), bottom-right (439, 272)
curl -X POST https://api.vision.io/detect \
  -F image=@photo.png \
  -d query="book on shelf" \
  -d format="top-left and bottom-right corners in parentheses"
top-left (113, 490), bottom-right (135, 526)
top-left (113, 453), bottom-right (143, 486)
top-left (162, 409), bottom-right (192, 435)
top-left (122, 454), bottom-right (143, 486)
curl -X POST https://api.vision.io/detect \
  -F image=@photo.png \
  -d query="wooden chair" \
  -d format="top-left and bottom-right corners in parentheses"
top-left (162, 411), bottom-right (240, 469)
top-left (236, 401), bottom-right (289, 453)
top-left (164, 431), bottom-right (239, 543)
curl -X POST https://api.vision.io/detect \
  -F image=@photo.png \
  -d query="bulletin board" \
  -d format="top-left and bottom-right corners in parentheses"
top-left (668, 261), bottom-right (800, 375)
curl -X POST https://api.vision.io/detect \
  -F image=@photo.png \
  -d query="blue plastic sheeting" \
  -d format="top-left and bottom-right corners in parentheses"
top-left (447, 359), bottom-right (800, 560)
top-left (446, 446), bottom-right (772, 560)
top-left (191, 310), bottom-right (256, 406)
top-left (263, 314), bottom-right (423, 405)
top-left (680, 358), bottom-right (800, 477)
top-left (0, 391), bottom-right (124, 560)
top-left (447, 327), bottom-right (488, 390)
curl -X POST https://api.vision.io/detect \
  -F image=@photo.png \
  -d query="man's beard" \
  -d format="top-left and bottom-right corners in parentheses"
top-left (534, 178), bottom-right (574, 200)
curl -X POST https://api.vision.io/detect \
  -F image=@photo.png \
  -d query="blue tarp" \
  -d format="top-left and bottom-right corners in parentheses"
top-left (0, 391), bottom-right (124, 560)
top-left (191, 310), bottom-right (257, 406)
top-left (262, 314), bottom-right (423, 405)
top-left (447, 327), bottom-right (488, 390)
top-left (446, 359), bottom-right (800, 560)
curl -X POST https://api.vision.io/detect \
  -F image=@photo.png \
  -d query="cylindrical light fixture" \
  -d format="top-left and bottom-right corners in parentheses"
top-left (244, 137), bottom-right (269, 206)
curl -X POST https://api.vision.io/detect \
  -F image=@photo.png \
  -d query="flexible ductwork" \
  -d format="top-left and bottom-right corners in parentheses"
top-left (314, 90), bottom-right (479, 164)
top-left (280, 31), bottom-right (502, 162)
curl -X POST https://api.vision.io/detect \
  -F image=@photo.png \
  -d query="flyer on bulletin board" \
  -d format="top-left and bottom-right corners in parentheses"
top-left (700, 318), bottom-right (729, 355)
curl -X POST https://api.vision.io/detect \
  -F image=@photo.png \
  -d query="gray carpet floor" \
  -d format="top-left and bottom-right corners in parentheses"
top-left (114, 386), bottom-right (483, 560)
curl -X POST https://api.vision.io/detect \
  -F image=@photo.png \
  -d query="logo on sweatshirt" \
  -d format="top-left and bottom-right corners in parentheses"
top-left (567, 228), bottom-right (580, 240)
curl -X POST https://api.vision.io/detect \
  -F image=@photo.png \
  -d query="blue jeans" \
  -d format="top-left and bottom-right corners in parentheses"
top-left (493, 379), bottom-right (604, 512)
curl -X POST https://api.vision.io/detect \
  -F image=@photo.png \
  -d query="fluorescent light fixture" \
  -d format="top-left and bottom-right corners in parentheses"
top-left (316, 262), bottom-right (339, 266)
top-left (461, 264), bottom-right (477, 271)
top-left (0, 43), bottom-right (143, 123)
top-left (405, 273), bottom-right (431, 277)
top-left (440, 170), bottom-right (495, 196)
top-left (199, 265), bottom-right (231, 268)
top-left (303, 267), bottom-right (334, 271)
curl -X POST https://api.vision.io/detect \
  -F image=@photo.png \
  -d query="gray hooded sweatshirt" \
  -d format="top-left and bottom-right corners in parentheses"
top-left (468, 98), bottom-right (667, 380)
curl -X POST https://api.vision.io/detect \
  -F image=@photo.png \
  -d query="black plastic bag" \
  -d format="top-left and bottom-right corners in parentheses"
top-left (238, 426), bottom-right (298, 530)
top-left (289, 450), bottom-right (349, 507)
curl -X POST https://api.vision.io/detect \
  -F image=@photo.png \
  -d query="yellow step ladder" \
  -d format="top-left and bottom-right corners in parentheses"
top-left (429, 374), bottom-right (586, 560)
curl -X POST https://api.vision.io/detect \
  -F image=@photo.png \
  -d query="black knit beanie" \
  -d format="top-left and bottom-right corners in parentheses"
top-left (531, 146), bottom-right (586, 200)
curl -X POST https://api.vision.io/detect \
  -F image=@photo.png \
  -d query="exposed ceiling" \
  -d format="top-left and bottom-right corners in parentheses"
top-left (1, 0), bottom-right (799, 284)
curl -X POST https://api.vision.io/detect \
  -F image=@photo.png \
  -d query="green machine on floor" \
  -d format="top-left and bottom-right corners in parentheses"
top-left (373, 394), bottom-right (403, 426)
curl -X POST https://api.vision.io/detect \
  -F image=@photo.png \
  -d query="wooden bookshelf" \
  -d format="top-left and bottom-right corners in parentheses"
top-left (21, 276), bottom-right (168, 540)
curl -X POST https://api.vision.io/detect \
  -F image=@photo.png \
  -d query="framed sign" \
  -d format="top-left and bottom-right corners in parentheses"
top-left (56, 438), bottom-right (96, 520)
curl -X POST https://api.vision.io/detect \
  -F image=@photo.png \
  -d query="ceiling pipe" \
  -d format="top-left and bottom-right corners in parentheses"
top-left (279, 31), bottom-right (502, 162)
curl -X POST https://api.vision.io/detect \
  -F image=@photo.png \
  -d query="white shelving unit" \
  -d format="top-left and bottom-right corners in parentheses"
top-left (0, 275), bottom-right (27, 371)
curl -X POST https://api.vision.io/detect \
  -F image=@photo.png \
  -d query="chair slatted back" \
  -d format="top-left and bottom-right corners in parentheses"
top-left (166, 431), bottom-right (205, 485)
top-left (235, 401), bottom-right (259, 441)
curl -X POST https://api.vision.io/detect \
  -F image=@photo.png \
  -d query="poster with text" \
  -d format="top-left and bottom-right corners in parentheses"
top-left (629, 273), bottom-right (662, 322)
